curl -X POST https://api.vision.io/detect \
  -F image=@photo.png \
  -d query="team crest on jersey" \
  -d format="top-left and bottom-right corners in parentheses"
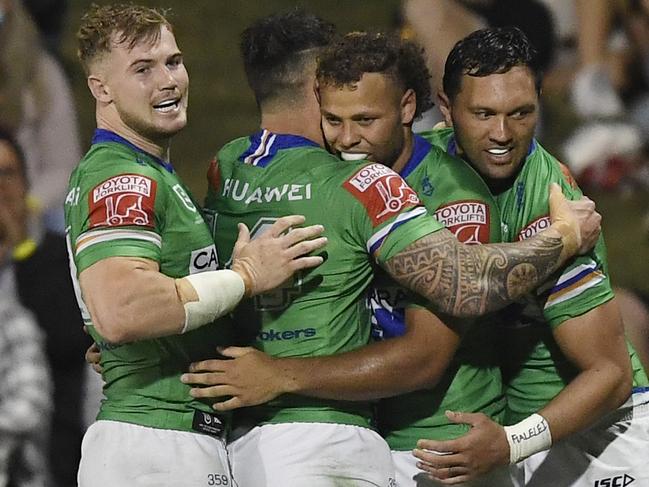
top-left (344, 164), bottom-right (420, 226)
top-left (89, 174), bottom-right (156, 228)
top-left (517, 215), bottom-right (550, 240)
top-left (434, 201), bottom-right (490, 244)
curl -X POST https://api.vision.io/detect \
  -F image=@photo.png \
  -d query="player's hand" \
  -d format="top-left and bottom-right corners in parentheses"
top-left (565, 195), bottom-right (600, 254)
top-left (230, 215), bottom-right (327, 297)
top-left (547, 183), bottom-right (587, 262)
top-left (181, 346), bottom-right (289, 411)
top-left (85, 342), bottom-right (103, 374)
top-left (412, 411), bottom-right (509, 484)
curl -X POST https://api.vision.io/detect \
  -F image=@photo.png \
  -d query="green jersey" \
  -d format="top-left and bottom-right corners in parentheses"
top-left (65, 129), bottom-right (232, 435)
top-left (203, 130), bottom-right (442, 428)
top-left (375, 134), bottom-right (505, 449)
top-left (431, 127), bottom-right (649, 424)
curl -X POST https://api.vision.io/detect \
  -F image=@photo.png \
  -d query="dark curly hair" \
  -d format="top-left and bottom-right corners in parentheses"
top-left (241, 9), bottom-right (336, 108)
top-left (443, 26), bottom-right (542, 101)
top-left (316, 31), bottom-right (433, 118)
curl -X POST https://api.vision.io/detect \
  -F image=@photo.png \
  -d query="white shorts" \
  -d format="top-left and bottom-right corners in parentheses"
top-left (78, 420), bottom-right (231, 487)
top-left (228, 422), bottom-right (396, 487)
top-left (512, 388), bottom-right (649, 486)
top-left (391, 449), bottom-right (514, 487)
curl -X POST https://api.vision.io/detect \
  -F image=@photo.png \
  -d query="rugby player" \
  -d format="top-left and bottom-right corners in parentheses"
top-left (184, 11), bottom-right (599, 486)
top-left (412, 27), bottom-right (649, 486)
top-left (65, 5), bottom-right (327, 485)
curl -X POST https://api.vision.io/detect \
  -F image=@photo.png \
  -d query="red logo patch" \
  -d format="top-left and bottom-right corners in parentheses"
top-left (434, 200), bottom-right (490, 244)
top-left (89, 174), bottom-right (157, 228)
top-left (344, 164), bottom-right (420, 226)
top-left (517, 215), bottom-right (550, 241)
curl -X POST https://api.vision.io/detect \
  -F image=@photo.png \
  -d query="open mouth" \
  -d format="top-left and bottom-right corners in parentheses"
top-left (486, 147), bottom-right (512, 156)
top-left (340, 152), bottom-right (369, 161)
top-left (153, 98), bottom-right (180, 113)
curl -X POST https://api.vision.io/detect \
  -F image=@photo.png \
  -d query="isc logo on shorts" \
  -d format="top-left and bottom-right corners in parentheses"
top-left (594, 474), bottom-right (635, 487)
top-left (517, 215), bottom-right (550, 241)
top-left (189, 244), bottom-right (219, 274)
top-left (435, 201), bottom-right (490, 244)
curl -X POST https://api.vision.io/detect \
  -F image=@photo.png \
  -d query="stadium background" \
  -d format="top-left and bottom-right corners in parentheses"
top-left (61, 0), bottom-right (649, 294)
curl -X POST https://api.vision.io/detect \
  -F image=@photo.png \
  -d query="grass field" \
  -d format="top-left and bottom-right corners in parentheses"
top-left (61, 0), bottom-right (649, 294)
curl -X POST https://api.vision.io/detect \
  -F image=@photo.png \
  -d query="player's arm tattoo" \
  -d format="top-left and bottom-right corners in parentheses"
top-left (385, 228), bottom-right (564, 317)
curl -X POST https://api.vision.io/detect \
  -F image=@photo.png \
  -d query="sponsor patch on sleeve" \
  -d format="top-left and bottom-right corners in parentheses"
top-left (434, 200), bottom-right (490, 244)
top-left (343, 163), bottom-right (420, 226)
top-left (89, 173), bottom-right (157, 229)
top-left (517, 215), bottom-right (551, 240)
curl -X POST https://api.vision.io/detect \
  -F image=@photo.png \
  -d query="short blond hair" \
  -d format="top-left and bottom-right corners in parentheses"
top-left (77, 3), bottom-right (172, 74)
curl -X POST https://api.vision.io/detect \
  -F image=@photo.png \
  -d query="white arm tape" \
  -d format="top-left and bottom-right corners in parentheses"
top-left (180, 270), bottom-right (245, 333)
top-left (504, 413), bottom-right (552, 464)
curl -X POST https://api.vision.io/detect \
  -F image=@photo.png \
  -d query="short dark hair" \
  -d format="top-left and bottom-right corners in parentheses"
top-left (77, 3), bottom-right (172, 74)
top-left (316, 31), bottom-right (433, 118)
top-left (0, 126), bottom-right (28, 185)
top-left (443, 26), bottom-right (542, 101)
top-left (240, 9), bottom-right (335, 108)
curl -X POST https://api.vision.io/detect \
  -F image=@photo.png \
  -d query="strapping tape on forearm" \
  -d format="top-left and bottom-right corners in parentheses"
top-left (504, 413), bottom-right (552, 464)
top-left (178, 270), bottom-right (245, 333)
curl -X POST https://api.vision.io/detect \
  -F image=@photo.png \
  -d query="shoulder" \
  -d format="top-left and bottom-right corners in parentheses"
top-left (527, 141), bottom-right (580, 194)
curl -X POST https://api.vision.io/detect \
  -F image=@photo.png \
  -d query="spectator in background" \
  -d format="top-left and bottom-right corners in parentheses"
top-left (0, 129), bottom-right (51, 487)
top-left (22, 0), bottom-right (69, 56)
top-left (0, 127), bottom-right (90, 487)
top-left (401, 0), bottom-right (556, 130)
top-left (0, 0), bottom-right (81, 234)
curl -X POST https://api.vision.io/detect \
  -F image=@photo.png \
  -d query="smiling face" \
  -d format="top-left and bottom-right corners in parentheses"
top-left (89, 25), bottom-right (189, 147)
top-left (319, 72), bottom-right (416, 169)
top-left (439, 65), bottom-right (539, 183)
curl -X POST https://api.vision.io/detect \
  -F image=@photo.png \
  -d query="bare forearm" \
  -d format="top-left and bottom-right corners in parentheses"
top-left (81, 258), bottom-right (186, 343)
top-left (540, 300), bottom-right (632, 441)
top-left (384, 228), bottom-right (565, 317)
top-left (284, 339), bottom-right (454, 400)
top-left (539, 365), bottom-right (630, 442)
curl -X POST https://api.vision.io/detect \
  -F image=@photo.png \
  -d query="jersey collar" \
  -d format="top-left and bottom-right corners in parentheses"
top-left (92, 129), bottom-right (175, 174)
top-left (239, 129), bottom-right (320, 168)
top-left (398, 134), bottom-right (433, 178)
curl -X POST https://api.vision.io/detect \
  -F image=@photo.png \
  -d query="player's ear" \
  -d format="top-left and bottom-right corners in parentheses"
top-left (437, 91), bottom-right (453, 127)
top-left (87, 75), bottom-right (113, 104)
top-left (400, 88), bottom-right (416, 125)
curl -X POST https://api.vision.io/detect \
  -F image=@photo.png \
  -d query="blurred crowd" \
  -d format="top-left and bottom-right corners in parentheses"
top-left (0, 0), bottom-right (648, 485)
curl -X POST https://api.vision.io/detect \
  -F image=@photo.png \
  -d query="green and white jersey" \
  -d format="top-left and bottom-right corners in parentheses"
top-left (375, 134), bottom-right (505, 449)
top-left (431, 127), bottom-right (649, 424)
top-left (203, 130), bottom-right (443, 428)
top-left (65, 129), bottom-right (233, 435)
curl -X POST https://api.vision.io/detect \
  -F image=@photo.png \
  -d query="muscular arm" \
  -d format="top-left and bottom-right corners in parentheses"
top-left (80, 256), bottom-right (187, 344)
top-left (80, 216), bottom-right (327, 344)
top-left (183, 307), bottom-right (462, 409)
top-left (384, 226), bottom-right (567, 317)
top-left (383, 185), bottom-right (602, 318)
top-left (413, 299), bottom-right (632, 484)
top-left (539, 297), bottom-right (632, 441)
